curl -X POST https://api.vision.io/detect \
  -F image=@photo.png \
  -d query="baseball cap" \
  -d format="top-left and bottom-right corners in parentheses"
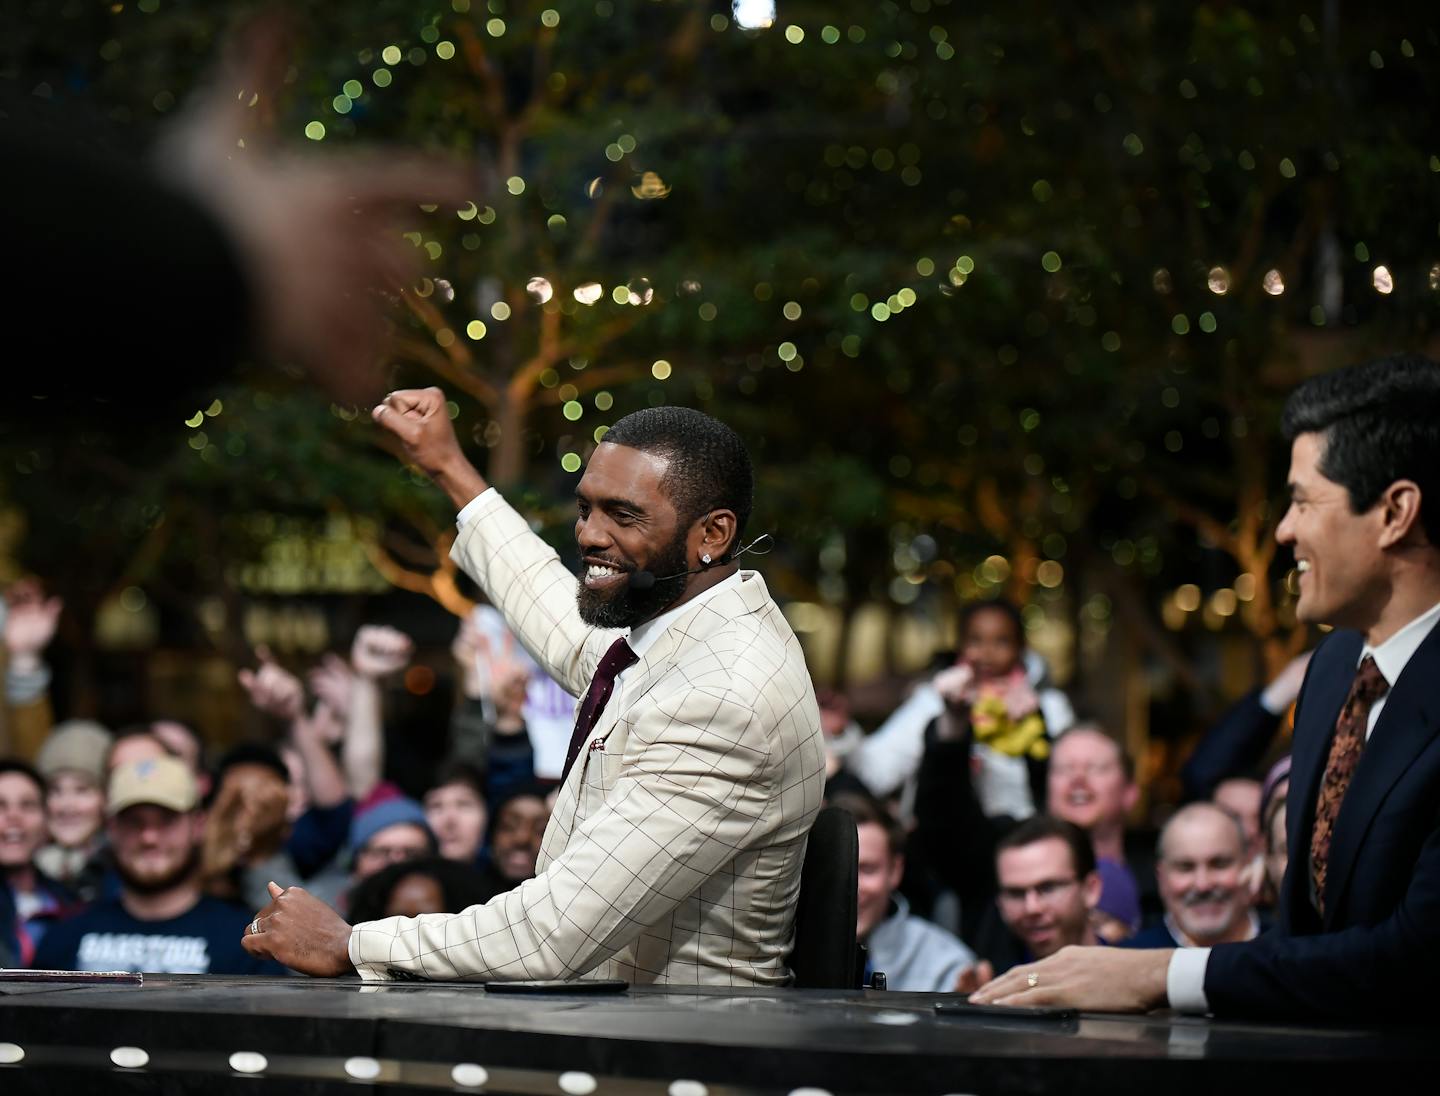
top-left (108, 756), bottom-right (199, 816)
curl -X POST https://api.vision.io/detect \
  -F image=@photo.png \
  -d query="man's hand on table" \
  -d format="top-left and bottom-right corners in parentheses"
top-left (968, 946), bottom-right (1173, 1013)
top-left (242, 881), bottom-right (357, 977)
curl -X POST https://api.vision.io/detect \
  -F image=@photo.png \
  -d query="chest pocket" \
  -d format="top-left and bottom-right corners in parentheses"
top-left (579, 717), bottom-right (633, 815)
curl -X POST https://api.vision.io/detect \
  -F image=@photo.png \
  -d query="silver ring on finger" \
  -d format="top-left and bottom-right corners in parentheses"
top-left (1027, 972), bottom-right (1039, 988)
top-left (250, 919), bottom-right (262, 936)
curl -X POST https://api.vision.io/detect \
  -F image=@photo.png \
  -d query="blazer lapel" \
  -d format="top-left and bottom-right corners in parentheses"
top-left (571, 572), bottom-right (770, 776)
top-left (1283, 632), bottom-right (1362, 929)
top-left (1323, 622), bottom-right (1440, 925)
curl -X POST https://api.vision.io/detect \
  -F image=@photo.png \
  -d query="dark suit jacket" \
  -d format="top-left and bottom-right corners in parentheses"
top-left (1205, 624), bottom-right (1440, 1019)
top-left (1125, 920), bottom-right (1181, 950)
top-left (1180, 688), bottom-right (1283, 802)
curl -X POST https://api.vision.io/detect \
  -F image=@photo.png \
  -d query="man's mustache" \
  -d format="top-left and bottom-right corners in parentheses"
top-left (1181, 887), bottom-right (1233, 907)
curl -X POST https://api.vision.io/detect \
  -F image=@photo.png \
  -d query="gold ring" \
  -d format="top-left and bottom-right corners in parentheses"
top-left (1027, 972), bottom-right (1039, 988)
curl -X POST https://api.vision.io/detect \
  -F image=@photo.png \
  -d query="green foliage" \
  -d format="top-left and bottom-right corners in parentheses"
top-left (4, 1), bottom-right (1439, 683)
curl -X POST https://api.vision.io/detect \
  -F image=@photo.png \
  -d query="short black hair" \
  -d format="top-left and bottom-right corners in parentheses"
top-left (601, 406), bottom-right (753, 550)
top-left (961, 598), bottom-right (1025, 645)
top-left (212, 742), bottom-right (290, 793)
top-left (490, 780), bottom-right (551, 820)
top-left (996, 814), bottom-right (1097, 879)
top-left (0, 758), bottom-right (46, 800)
top-left (429, 758), bottom-right (487, 802)
top-left (1281, 354), bottom-right (1440, 543)
top-left (346, 856), bottom-right (498, 924)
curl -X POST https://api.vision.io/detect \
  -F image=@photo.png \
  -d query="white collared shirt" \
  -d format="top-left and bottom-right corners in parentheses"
top-left (1168, 597), bottom-right (1440, 1014)
top-left (456, 488), bottom-right (745, 682)
top-left (1358, 598), bottom-right (1440, 738)
top-left (624, 571), bottom-right (744, 660)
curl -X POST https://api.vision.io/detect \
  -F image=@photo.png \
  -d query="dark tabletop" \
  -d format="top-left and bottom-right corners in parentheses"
top-left (1, 976), bottom-right (1434, 1095)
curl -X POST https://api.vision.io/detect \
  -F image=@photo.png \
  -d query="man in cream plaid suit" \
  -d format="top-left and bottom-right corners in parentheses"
top-left (243, 388), bottom-right (827, 987)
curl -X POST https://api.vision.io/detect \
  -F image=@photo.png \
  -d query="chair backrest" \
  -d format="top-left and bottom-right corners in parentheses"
top-left (789, 805), bottom-right (859, 989)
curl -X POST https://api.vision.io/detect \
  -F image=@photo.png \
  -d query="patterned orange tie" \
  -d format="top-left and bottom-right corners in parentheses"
top-left (1309, 655), bottom-right (1389, 915)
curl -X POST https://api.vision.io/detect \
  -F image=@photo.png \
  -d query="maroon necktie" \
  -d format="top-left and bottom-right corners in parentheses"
top-left (1309, 655), bottom-right (1389, 915)
top-left (560, 636), bottom-right (638, 785)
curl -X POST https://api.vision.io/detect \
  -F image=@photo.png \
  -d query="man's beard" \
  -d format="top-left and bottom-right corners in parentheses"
top-left (116, 845), bottom-right (201, 897)
top-left (576, 531), bottom-right (691, 628)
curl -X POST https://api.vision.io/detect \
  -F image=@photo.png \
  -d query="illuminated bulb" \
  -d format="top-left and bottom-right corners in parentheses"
top-left (229, 1052), bottom-right (268, 1074)
top-left (1175, 584), bottom-right (1202, 612)
top-left (344, 1058), bottom-right (382, 1080)
top-left (1372, 265), bottom-right (1394, 294)
top-left (574, 282), bottom-right (603, 305)
top-left (631, 171), bottom-right (672, 199)
top-left (732, 0), bottom-right (775, 29)
top-left (527, 277), bottom-right (554, 303)
top-left (1262, 269), bottom-right (1285, 296)
top-left (453, 1064), bottom-right (489, 1087)
top-left (1207, 266), bottom-right (1230, 294)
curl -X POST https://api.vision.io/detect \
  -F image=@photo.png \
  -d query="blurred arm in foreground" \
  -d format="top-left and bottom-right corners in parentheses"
top-left (5, 14), bottom-right (475, 410)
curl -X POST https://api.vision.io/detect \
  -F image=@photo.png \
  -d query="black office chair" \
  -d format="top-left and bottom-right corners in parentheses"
top-left (789, 805), bottom-right (860, 989)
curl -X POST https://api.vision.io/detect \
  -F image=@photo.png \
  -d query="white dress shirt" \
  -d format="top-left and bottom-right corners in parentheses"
top-left (1167, 598), bottom-right (1440, 1013)
top-left (458, 486), bottom-right (744, 688)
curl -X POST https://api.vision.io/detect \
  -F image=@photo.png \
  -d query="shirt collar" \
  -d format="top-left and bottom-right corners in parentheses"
top-left (625, 570), bottom-right (746, 659)
top-left (1359, 598), bottom-right (1440, 685)
top-left (1163, 909), bottom-right (1260, 948)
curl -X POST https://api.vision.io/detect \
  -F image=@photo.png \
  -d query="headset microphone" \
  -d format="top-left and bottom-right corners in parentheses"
top-left (628, 533), bottom-right (774, 591)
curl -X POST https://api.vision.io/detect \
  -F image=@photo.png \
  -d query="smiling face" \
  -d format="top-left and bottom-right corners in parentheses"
top-left (996, 836), bottom-right (1099, 958)
top-left (46, 770), bottom-right (106, 850)
top-left (855, 822), bottom-right (904, 941)
top-left (0, 771), bottom-right (47, 872)
top-left (573, 443), bottom-right (697, 629)
top-left (1046, 729), bottom-right (1136, 834)
top-left (1275, 431), bottom-right (1390, 631)
top-left (491, 795), bottom-right (549, 884)
top-left (1157, 806), bottom-right (1252, 946)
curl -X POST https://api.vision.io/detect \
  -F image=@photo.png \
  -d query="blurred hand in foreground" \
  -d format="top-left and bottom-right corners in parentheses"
top-left (3, 579), bottom-right (63, 668)
top-left (238, 645), bottom-right (306, 722)
top-left (158, 14), bottom-right (478, 403)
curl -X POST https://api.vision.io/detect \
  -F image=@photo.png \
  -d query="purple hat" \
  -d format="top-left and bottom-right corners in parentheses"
top-left (1093, 857), bottom-right (1141, 931)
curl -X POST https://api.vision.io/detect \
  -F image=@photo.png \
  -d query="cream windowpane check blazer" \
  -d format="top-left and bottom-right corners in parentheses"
top-left (349, 491), bottom-right (827, 986)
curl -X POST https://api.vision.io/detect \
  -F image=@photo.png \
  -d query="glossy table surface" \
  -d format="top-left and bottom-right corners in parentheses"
top-left (1, 976), bottom-right (1434, 1094)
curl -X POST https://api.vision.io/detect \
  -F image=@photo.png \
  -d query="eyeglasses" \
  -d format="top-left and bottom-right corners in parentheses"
top-left (997, 877), bottom-right (1080, 905)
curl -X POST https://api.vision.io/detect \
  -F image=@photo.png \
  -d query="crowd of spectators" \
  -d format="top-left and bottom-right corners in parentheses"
top-left (1, 593), bottom-right (556, 975)
top-left (2, 573), bottom-right (1294, 989)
